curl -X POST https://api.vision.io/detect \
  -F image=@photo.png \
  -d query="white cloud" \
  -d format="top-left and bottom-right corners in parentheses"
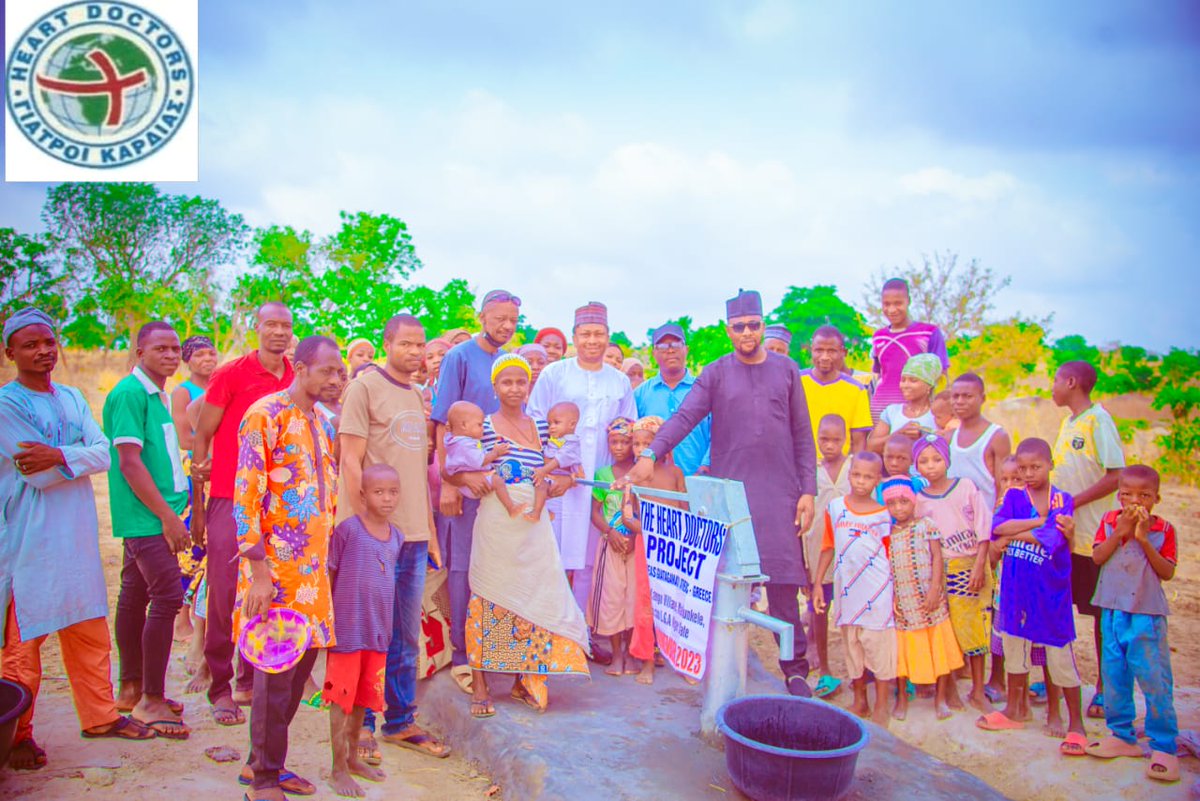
top-left (898, 167), bottom-right (1018, 202)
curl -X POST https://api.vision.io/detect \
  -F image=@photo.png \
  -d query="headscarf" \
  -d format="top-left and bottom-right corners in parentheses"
top-left (607, 417), bottom-right (634, 437)
top-left (901, 353), bottom-right (943, 387)
top-left (534, 327), bottom-right (567, 347)
top-left (632, 415), bottom-right (664, 434)
top-left (574, 302), bottom-right (608, 328)
top-left (621, 357), bottom-right (644, 373)
top-left (426, 336), bottom-right (451, 353)
top-left (181, 335), bottom-right (215, 362)
top-left (346, 337), bottom-right (375, 357)
top-left (911, 433), bottom-right (951, 466)
top-left (725, 289), bottom-right (762, 320)
top-left (490, 353), bottom-right (532, 384)
top-left (518, 343), bottom-right (548, 361)
top-left (880, 475), bottom-right (916, 502)
top-left (3, 307), bottom-right (54, 345)
top-left (443, 328), bottom-right (472, 345)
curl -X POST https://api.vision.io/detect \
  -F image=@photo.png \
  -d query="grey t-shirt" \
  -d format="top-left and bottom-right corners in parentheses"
top-left (328, 515), bottom-right (403, 652)
top-left (1092, 511), bottom-right (1174, 617)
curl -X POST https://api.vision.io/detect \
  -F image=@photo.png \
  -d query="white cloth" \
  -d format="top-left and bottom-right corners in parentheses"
top-left (880, 403), bottom-right (936, 434)
top-left (949, 423), bottom-right (1002, 510)
top-left (468, 486), bottom-right (590, 649)
top-left (527, 358), bottom-right (636, 571)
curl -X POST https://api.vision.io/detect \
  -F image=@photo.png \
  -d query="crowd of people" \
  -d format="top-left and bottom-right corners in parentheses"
top-left (0, 277), bottom-right (1183, 798)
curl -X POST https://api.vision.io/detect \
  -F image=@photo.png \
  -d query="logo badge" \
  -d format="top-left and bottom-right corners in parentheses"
top-left (1071, 436), bottom-right (1085, 450)
top-left (6, 1), bottom-right (195, 171)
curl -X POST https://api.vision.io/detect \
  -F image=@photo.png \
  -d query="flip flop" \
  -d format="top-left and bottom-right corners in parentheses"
top-left (1146, 750), bottom-right (1180, 782)
top-left (983, 685), bottom-right (1005, 704)
top-left (786, 675), bottom-right (813, 698)
top-left (7, 737), bottom-right (48, 769)
top-left (300, 690), bottom-right (324, 709)
top-left (814, 675), bottom-right (842, 698)
top-left (80, 715), bottom-right (156, 740)
top-left (1028, 681), bottom-right (1047, 706)
top-left (1060, 732), bottom-right (1088, 757)
top-left (210, 702), bottom-right (246, 726)
top-left (470, 699), bottom-right (496, 719)
top-left (975, 711), bottom-right (1025, 731)
top-left (381, 726), bottom-right (453, 757)
top-left (357, 732), bottom-right (382, 766)
top-left (1086, 691), bottom-right (1106, 719)
top-left (1085, 736), bottom-right (1144, 759)
top-left (238, 769), bottom-right (316, 795)
top-left (132, 717), bottom-right (190, 740)
top-left (510, 684), bottom-right (545, 713)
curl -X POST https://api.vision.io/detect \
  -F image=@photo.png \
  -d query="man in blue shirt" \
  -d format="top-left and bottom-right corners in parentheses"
top-left (633, 324), bottom-right (710, 476)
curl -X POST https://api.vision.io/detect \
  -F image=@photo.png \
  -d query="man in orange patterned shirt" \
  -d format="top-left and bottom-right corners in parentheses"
top-left (234, 335), bottom-right (343, 801)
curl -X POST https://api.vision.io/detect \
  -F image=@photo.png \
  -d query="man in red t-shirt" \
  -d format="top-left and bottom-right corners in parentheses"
top-left (190, 302), bottom-right (294, 726)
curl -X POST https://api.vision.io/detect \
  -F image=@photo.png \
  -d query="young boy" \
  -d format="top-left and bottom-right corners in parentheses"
top-left (325, 464), bottom-right (403, 797)
top-left (981, 439), bottom-right (1086, 757)
top-left (803, 414), bottom-right (851, 699)
top-left (931, 390), bottom-right (957, 436)
top-left (878, 432), bottom-right (928, 501)
top-left (1051, 360), bottom-right (1125, 718)
top-left (530, 401), bottom-right (585, 521)
top-left (948, 373), bottom-right (1011, 511)
top-left (1085, 465), bottom-right (1180, 783)
top-left (814, 452), bottom-right (896, 727)
top-left (985, 454), bottom-right (1024, 706)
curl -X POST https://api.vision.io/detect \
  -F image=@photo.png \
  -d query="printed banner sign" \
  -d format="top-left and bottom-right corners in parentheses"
top-left (639, 498), bottom-right (726, 680)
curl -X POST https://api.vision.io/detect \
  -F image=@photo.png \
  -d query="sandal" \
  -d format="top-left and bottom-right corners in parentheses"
top-left (132, 716), bottom-right (190, 740)
top-left (510, 683), bottom-right (544, 712)
top-left (7, 737), bottom-right (48, 769)
top-left (975, 711), bottom-right (1025, 731)
top-left (238, 767), bottom-right (316, 795)
top-left (1060, 732), bottom-right (1088, 757)
top-left (80, 715), bottom-right (156, 740)
top-left (116, 697), bottom-right (184, 715)
top-left (357, 732), bottom-right (382, 766)
top-left (814, 675), bottom-right (842, 699)
top-left (786, 675), bottom-right (812, 698)
top-left (380, 725), bottom-right (452, 757)
top-left (1086, 691), bottom-right (1105, 719)
top-left (211, 701), bottom-right (246, 726)
top-left (1146, 750), bottom-right (1180, 782)
top-left (470, 699), bottom-right (496, 719)
top-left (300, 690), bottom-right (324, 709)
top-left (451, 665), bottom-right (473, 695)
top-left (1028, 681), bottom-right (1047, 706)
top-left (983, 685), bottom-right (1005, 704)
top-left (1086, 736), bottom-right (1144, 759)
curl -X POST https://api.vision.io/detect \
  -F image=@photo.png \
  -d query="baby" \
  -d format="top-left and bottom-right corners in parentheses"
top-left (932, 390), bottom-right (957, 435)
top-left (442, 401), bottom-right (518, 514)
top-left (528, 402), bottom-right (585, 522)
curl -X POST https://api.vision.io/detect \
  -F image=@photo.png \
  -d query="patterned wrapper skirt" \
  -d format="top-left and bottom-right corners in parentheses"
top-left (945, 556), bottom-right (992, 657)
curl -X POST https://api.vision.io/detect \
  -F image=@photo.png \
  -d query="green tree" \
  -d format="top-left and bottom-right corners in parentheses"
top-left (0, 228), bottom-right (67, 358)
top-left (1151, 348), bottom-right (1200, 485)
top-left (1100, 345), bottom-right (1161, 395)
top-left (863, 251), bottom-right (1011, 341)
top-left (42, 183), bottom-right (248, 345)
top-left (651, 316), bottom-right (732, 372)
top-left (767, 284), bottom-right (869, 366)
top-left (949, 317), bottom-right (1049, 395)
top-left (400, 280), bottom-right (478, 339)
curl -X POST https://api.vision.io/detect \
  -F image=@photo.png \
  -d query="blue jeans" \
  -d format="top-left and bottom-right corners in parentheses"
top-left (363, 540), bottom-right (428, 735)
top-left (446, 498), bottom-right (480, 668)
top-left (1101, 609), bottom-right (1177, 755)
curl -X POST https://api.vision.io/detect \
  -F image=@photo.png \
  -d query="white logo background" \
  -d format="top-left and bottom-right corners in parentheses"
top-left (4, 0), bottom-right (198, 182)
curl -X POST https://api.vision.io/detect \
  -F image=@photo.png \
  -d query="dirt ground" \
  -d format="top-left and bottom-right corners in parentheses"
top-left (3, 352), bottom-right (1198, 800)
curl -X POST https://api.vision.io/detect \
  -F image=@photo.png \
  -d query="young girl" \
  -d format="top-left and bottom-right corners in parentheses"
top-left (589, 418), bottom-right (641, 678)
top-left (885, 475), bottom-right (962, 721)
top-left (986, 455), bottom-right (1024, 704)
top-left (914, 434), bottom-right (994, 714)
top-left (868, 353), bottom-right (941, 452)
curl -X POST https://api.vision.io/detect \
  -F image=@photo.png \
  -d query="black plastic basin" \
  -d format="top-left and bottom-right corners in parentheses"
top-left (0, 679), bottom-right (32, 769)
top-left (716, 694), bottom-right (869, 801)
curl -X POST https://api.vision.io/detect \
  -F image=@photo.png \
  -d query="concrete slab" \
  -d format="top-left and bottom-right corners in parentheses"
top-left (420, 656), bottom-right (1012, 801)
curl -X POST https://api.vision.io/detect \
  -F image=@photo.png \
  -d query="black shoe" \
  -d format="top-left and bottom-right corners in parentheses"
top-left (786, 675), bottom-right (813, 697)
top-left (588, 636), bottom-right (613, 666)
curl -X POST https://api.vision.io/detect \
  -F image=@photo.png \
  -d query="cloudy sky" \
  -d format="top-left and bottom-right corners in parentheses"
top-left (3, 0), bottom-right (1198, 349)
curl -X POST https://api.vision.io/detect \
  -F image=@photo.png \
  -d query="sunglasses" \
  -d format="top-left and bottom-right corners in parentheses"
top-left (481, 291), bottom-right (522, 309)
top-left (730, 321), bottom-right (763, 334)
top-left (654, 340), bottom-right (685, 351)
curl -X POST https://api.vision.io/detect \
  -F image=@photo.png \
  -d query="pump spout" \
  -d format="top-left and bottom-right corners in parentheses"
top-left (736, 607), bottom-right (794, 661)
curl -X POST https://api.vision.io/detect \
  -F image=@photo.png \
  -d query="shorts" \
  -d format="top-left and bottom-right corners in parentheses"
top-left (324, 650), bottom-right (387, 715)
top-left (806, 583), bottom-right (834, 616)
top-left (191, 576), bottom-right (208, 620)
top-left (842, 625), bottom-right (897, 682)
top-left (1001, 632), bottom-right (1080, 688)
top-left (1071, 553), bottom-right (1100, 617)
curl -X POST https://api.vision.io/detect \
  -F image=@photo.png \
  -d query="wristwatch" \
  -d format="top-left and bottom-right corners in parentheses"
top-left (640, 448), bottom-right (657, 462)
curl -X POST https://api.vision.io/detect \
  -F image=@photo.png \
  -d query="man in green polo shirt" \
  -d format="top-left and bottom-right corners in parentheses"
top-left (103, 321), bottom-right (191, 740)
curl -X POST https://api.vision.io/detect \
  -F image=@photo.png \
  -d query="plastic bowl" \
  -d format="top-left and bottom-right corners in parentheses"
top-left (0, 679), bottom-right (33, 768)
top-left (238, 608), bottom-right (312, 674)
top-left (716, 694), bottom-right (869, 801)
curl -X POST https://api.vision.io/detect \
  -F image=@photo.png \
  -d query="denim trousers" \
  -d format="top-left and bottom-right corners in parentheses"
top-left (363, 540), bottom-right (428, 734)
top-left (1101, 608), bottom-right (1177, 755)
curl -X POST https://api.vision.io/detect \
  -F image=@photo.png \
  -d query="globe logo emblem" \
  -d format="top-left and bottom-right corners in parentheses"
top-left (6, 1), bottom-right (194, 168)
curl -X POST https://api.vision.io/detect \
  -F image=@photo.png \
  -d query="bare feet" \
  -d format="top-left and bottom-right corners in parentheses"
top-left (636, 660), bottom-right (655, 686)
top-left (329, 769), bottom-right (365, 798)
top-left (946, 688), bottom-right (965, 711)
top-left (871, 706), bottom-right (891, 729)
top-left (8, 738), bottom-right (47, 770)
top-left (935, 700), bottom-right (953, 720)
top-left (173, 609), bottom-right (194, 641)
top-left (849, 700), bottom-right (870, 718)
top-left (605, 652), bottom-right (624, 677)
top-left (1043, 714), bottom-right (1066, 738)
top-left (967, 688), bottom-right (993, 714)
top-left (348, 756), bottom-right (386, 783)
top-left (892, 698), bottom-right (908, 721)
top-left (185, 662), bottom-right (211, 695)
top-left (247, 790), bottom-right (286, 801)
